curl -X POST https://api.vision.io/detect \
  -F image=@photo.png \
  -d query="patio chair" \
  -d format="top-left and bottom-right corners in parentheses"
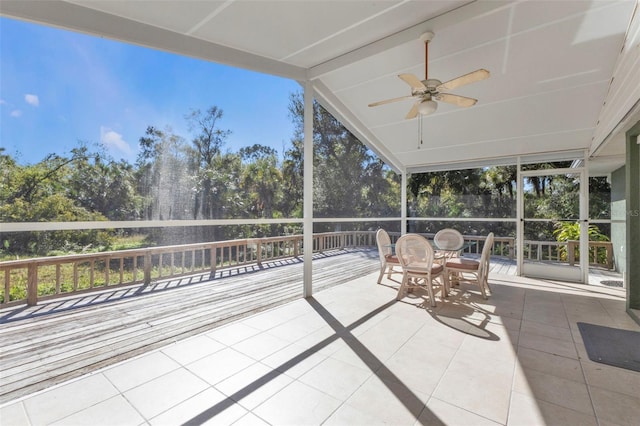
top-left (376, 228), bottom-right (402, 284)
top-left (395, 233), bottom-right (448, 307)
top-left (433, 228), bottom-right (465, 259)
top-left (444, 232), bottom-right (494, 299)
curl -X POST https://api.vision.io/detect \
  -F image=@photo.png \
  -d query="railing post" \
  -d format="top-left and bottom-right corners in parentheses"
top-left (606, 243), bottom-right (613, 269)
top-left (256, 239), bottom-right (263, 266)
top-left (27, 264), bottom-right (38, 306)
top-left (509, 238), bottom-right (515, 259)
top-left (144, 252), bottom-right (151, 285)
top-left (210, 246), bottom-right (217, 276)
top-left (568, 241), bottom-right (576, 266)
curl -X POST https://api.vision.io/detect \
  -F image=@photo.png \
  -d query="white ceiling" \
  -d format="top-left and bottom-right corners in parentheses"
top-left (2, 0), bottom-right (638, 174)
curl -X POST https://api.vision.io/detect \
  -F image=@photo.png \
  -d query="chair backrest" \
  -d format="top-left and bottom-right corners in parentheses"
top-left (376, 229), bottom-right (392, 263)
top-left (395, 233), bottom-right (435, 268)
top-left (434, 228), bottom-right (464, 250)
top-left (478, 232), bottom-right (495, 277)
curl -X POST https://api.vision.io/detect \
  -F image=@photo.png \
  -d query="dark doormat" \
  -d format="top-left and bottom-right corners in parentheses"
top-left (600, 280), bottom-right (624, 287)
top-left (577, 322), bottom-right (640, 372)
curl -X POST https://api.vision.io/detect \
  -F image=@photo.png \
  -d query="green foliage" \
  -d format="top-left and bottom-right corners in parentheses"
top-left (407, 166), bottom-right (518, 236)
top-left (407, 166), bottom-right (611, 243)
top-left (553, 221), bottom-right (610, 263)
top-left (0, 150), bottom-right (118, 255)
top-left (286, 92), bottom-right (400, 224)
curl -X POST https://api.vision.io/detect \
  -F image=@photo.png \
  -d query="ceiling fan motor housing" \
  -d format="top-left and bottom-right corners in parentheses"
top-left (423, 79), bottom-right (442, 92)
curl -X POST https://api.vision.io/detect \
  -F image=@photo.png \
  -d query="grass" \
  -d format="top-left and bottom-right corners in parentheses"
top-left (0, 234), bottom-right (152, 303)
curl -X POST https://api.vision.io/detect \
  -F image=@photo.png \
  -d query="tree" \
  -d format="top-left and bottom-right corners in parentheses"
top-left (185, 107), bottom-right (232, 221)
top-left (68, 145), bottom-right (141, 221)
top-left (136, 126), bottom-right (192, 220)
top-left (240, 144), bottom-right (282, 219)
top-left (0, 149), bottom-right (114, 255)
top-left (285, 92), bottom-right (399, 229)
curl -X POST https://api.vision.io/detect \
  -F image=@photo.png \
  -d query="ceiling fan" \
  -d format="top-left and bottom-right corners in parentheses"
top-left (368, 32), bottom-right (490, 119)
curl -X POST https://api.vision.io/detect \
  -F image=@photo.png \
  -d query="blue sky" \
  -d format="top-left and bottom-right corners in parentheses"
top-left (0, 17), bottom-right (300, 165)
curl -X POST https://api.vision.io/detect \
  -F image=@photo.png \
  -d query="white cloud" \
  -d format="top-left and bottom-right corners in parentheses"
top-left (100, 126), bottom-right (133, 156)
top-left (0, 99), bottom-right (7, 106)
top-left (10, 110), bottom-right (22, 117)
top-left (25, 94), bottom-right (39, 107)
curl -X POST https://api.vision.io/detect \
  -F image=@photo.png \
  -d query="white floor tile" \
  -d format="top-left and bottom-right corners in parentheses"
top-left (252, 380), bottom-right (342, 425)
top-left (589, 386), bottom-right (640, 425)
top-left (0, 401), bottom-right (29, 426)
top-left (215, 362), bottom-right (293, 409)
top-left (50, 395), bottom-right (144, 426)
top-left (207, 322), bottom-right (262, 346)
top-left (123, 368), bottom-right (209, 419)
top-left (231, 332), bottom-right (292, 361)
top-left (149, 387), bottom-right (246, 426)
top-left (187, 348), bottom-right (256, 385)
top-left (344, 374), bottom-right (428, 425)
top-left (298, 357), bottom-right (372, 400)
top-left (432, 352), bottom-right (513, 424)
top-left (260, 341), bottom-right (328, 379)
top-left (104, 351), bottom-right (181, 392)
top-left (161, 334), bottom-right (226, 365)
top-left (421, 396), bottom-right (501, 426)
top-left (23, 374), bottom-right (119, 425)
top-left (323, 402), bottom-right (389, 425)
top-left (513, 367), bottom-right (594, 415)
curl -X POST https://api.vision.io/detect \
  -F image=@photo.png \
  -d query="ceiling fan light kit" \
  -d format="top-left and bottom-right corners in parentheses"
top-left (418, 99), bottom-right (438, 115)
top-left (368, 31), bottom-right (489, 119)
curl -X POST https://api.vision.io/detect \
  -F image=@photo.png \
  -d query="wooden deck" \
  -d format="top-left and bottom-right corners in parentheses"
top-left (0, 250), bottom-right (612, 405)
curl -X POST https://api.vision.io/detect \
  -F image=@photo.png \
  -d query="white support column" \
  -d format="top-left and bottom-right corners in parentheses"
top-left (401, 170), bottom-right (407, 234)
top-left (303, 81), bottom-right (314, 297)
top-left (580, 150), bottom-right (589, 283)
top-left (516, 156), bottom-right (523, 276)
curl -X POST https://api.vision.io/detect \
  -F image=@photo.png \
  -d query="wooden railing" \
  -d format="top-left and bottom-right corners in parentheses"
top-left (522, 240), bottom-right (614, 269)
top-left (0, 231), bottom-right (377, 308)
top-left (0, 231), bottom-right (612, 308)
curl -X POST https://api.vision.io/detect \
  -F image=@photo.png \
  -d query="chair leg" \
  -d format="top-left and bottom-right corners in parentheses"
top-left (396, 273), bottom-right (408, 300)
top-left (479, 279), bottom-right (487, 299)
top-left (484, 274), bottom-right (491, 295)
top-left (387, 266), bottom-right (394, 279)
top-left (377, 264), bottom-right (386, 284)
top-left (442, 274), bottom-right (450, 297)
top-left (426, 279), bottom-right (436, 307)
top-left (475, 270), bottom-right (489, 299)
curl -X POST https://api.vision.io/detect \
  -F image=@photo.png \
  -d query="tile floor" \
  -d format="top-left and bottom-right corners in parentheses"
top-left (1, 271), bottom-right (639, 426)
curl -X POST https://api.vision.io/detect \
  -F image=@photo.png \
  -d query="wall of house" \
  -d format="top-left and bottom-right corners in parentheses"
top-left (611, 165), bottom-right (627, 274)
top-left (591, 3), bottom-right (640, 152)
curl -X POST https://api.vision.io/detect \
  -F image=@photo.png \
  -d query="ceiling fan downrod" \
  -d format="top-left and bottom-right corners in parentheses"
top-left (420, 31), bottom-right (434, 80)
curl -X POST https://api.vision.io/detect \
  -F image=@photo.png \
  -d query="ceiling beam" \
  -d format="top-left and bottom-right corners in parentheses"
top-left (0, 0), bottom-right (307, 81)
top-left (307, 0), bottom-right (510, 80)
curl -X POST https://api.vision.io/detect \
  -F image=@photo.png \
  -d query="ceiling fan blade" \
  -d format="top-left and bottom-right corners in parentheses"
top-left (435, 93), bottom-right (478, 107)
top-left (405, 101), bottom-right (420, 119)
top-left (436, 69), bottom-right (490, 91)
top-left (368, 95), bottom-right (416, 107)
top-left (398, 73), bottom-right (426, 91)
